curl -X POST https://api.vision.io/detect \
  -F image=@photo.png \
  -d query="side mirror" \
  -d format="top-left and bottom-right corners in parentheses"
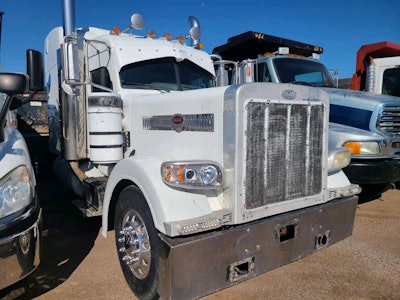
top-left (0, 73), bottom-right (29, 142)
top-left (26, 49), bottom-right (45, 92)
top-left (0, 73), bottom-right (29, 94)
top-left (188, 16), bottom-right (201, 47)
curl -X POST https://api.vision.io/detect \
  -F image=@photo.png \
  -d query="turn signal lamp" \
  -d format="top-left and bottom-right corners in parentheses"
top-left (343, 141), bottom-right (380, 155)
top-left (161, 161), bottom-right (222, 189)
top-left (147, 30), bottom-right (156, 38)
top-left (197, 42), bottom-right (204, 49)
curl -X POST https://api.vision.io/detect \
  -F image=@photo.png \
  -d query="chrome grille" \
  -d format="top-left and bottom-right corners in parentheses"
top-left (244, 101), bottom-right (324, 209)
top-left (377, 105), bottom-right (400, 136)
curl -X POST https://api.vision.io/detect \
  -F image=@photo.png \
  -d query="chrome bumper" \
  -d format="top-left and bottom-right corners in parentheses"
top-left (0, 207), bottom-right (41, 290)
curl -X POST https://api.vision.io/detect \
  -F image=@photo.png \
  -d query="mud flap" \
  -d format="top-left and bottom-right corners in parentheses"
top-left (158, 195), bottom-right (358, 299)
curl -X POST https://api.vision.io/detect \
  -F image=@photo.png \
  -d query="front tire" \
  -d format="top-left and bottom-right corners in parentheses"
top-left (114, 186), bottom-right (160, 300)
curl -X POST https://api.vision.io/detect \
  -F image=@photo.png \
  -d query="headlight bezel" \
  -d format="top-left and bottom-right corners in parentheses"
top-left (0, 165), bottom-right (34, 219)
top-left (343, 141), bottom-right (380, 156)
top-left (161, 161), bottom-right (223, 189)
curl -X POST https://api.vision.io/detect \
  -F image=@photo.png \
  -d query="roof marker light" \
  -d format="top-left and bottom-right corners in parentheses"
top-left (111, 27), bottom-right (120, 35)
top-left (165, 33), bottom-right (172, 40)
top-left (147, 30), bottom-right (156, 38)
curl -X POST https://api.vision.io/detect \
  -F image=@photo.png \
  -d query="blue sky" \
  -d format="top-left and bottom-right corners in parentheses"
top-left (1, 0), bottom-right (399, 79)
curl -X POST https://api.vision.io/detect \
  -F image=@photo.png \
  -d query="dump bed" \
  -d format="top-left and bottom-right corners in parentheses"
top-left (212, 31), bottom-right (323, 61)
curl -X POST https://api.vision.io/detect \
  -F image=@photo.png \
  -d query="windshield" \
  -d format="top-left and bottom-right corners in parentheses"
top-left (120, 57), bottom-right (215, 91)
top-left (382, 68), bottom-right (400, 97)
top-left (273, 58), bottom-right (335, 87)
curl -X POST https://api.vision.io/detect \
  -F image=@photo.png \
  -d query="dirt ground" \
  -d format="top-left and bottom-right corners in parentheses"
top-left (1, 182), bottom-right (399, 300)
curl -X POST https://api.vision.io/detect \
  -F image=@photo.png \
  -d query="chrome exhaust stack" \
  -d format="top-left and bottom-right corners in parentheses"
top-left (62, 0), bottom-right (76, 36)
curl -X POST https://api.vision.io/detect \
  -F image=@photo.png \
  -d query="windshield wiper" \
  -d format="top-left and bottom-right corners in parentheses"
top-left (291, 81), bottom-right (313, 86)
top-left (121, 82), bottom-right (170, 92)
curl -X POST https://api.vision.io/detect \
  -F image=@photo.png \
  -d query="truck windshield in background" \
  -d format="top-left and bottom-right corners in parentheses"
top-left (272, 58), bottom-right (335, 87)
top-left (382, 68), bottom-right (400, 96)
top-left (120, 57), bottom-right (215, 91)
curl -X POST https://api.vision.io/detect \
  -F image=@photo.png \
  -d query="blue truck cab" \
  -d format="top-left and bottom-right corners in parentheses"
top-left (212, 31), bottom-right (400, 195)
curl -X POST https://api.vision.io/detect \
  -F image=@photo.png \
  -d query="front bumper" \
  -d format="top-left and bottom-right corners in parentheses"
top-left (0, 195), bottom-right (41, 290)
top-left (158, 195), bottom-right (358, 299)
top-left (343, 158), bottom-right (400, 184)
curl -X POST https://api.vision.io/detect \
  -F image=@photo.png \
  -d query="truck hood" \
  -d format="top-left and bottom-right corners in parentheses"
top-left (322, 87), bottom-right (399, 112)
top-left (329, 122), bottom-right (384, 150)
top-left (329, 122), bottom-right (383, 140)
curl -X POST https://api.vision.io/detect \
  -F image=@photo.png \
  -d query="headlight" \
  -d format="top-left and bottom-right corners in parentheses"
top-left (328, 148), bottom-right (351, 172)
top-left (161, 161), bottom-right (222, 189)
top-left (0, 166), bottom-right (33, 218)
top-left (343, 141), bottom-right (380, 155)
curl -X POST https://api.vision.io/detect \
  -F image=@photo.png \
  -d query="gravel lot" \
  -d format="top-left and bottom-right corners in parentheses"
top-left (1, 182), bottom-right (399, 300)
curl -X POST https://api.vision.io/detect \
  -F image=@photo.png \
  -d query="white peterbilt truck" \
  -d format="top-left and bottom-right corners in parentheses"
top-left (212, 31), bottom-right (400, 197)
top-left (0, 12), bottom-right (41, 291)
top-left (22, 1), bottom-right (360, 298)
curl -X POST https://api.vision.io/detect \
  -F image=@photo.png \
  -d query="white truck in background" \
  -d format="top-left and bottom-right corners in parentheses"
top-left (21, 1), bottom-right (360, 298)
top-left (350, 41), bottom-right (400, 97)
top-left (212, 31), bottom-right (400, 197)
top-left (0, 12), bottom-right (41, 291)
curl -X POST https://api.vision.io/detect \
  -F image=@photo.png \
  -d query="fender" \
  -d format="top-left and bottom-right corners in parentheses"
top-left (101, 155), bottom-right (221, 237)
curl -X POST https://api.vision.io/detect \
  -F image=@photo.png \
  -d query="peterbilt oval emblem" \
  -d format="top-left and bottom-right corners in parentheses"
top-left (172, 114), bottom-right (185, 132)
top-left (282, 89), bottom-right (297, 100)
top-left (172, 114), bottom-right (184, 124)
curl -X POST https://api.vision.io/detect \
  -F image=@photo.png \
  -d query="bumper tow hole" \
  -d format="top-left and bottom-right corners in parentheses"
top-left (228, 256), bottom-right (255, 283)
top-left (276, 222), bottom-right (297, 242)
top-left (314, 230), bottom-right (331, 250)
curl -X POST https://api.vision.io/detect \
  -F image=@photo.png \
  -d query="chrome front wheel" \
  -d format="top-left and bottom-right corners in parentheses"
top-left (117, 208), bottom-right (151, 279)
top-left (114, 186), bottom-right (160, 300)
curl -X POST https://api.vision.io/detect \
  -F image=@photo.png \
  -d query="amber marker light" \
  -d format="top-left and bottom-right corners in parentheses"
top-left (165, 33), bottom-right (172, 40)
top-left (164, 165), bottom-right (172, 182)
top-left (176, 166), bottom-right (185, 182)
top-left (112, 27), bottom-right (120, 35)
top-left (247, 66), bottom-right (251, 77)
top-left (343, 142), bottom-right (361, 154)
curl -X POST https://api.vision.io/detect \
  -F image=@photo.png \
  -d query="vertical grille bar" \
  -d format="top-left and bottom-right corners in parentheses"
top-left (244, 102), bottom-right (267, 209)
top-left (245, 101), bottom-right (323, 209)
